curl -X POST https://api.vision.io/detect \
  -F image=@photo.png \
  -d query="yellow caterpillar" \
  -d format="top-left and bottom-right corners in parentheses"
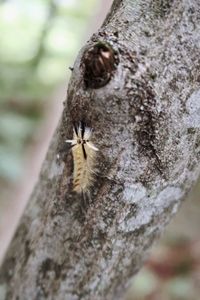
top-left (66, 122), bottom-right (98, 193)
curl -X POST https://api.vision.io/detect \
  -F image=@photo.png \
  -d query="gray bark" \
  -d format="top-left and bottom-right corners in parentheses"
top-left (1, 0), bottom-right (200, 299)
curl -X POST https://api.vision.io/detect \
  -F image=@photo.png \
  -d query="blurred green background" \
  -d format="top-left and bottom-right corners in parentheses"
top-left (0, 0), bottom-right (97, 201)
top-left (0, 1), bottom-right (200, 300)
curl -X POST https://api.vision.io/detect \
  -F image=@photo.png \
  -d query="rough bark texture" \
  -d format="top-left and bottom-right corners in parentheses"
top-left (1, 0), bottom-right (200, 299)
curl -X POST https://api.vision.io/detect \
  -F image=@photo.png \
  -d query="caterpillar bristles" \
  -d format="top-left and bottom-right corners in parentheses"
top-left (66, 122), bottom-right (98, 194)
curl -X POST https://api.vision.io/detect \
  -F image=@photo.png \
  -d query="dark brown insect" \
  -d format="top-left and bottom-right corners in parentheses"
top-left (82, 42), bottom-right (119, 89)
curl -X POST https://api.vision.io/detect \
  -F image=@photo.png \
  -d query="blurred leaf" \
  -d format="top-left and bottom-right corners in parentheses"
top-left (167, 277), bottom-right (193, 300)
top-left (0, 113), bottom-right (37, 146)
top-left (0, 284), bottom-right (6, 300)
top-left (131, 270), bottom-right (158, 297)
top-left (0, 145), bottom-right (23, 180)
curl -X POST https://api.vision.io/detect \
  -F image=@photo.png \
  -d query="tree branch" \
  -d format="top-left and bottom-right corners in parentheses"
top-left (1, 0), bottom-right (200, 299)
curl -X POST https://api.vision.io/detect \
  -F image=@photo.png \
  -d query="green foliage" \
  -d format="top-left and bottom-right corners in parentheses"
top-left (0, 0), bottom-right (97, 183)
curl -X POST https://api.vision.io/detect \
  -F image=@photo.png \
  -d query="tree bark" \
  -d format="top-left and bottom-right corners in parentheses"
top-left (1, 0), bottom-right (200, 299)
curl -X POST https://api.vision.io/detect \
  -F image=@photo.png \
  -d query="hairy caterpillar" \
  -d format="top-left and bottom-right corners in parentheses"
top-left (66, 122), bottom-right (98, 193)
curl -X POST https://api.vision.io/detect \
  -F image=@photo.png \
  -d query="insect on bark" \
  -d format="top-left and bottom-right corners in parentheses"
top-left (82, 41), bottom-right (119, 89)
top-left (65, 122), bottom-right (99, 194)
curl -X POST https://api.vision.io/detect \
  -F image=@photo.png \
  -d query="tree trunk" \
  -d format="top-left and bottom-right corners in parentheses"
top-left (1, 0), bottom-right (200, 299)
